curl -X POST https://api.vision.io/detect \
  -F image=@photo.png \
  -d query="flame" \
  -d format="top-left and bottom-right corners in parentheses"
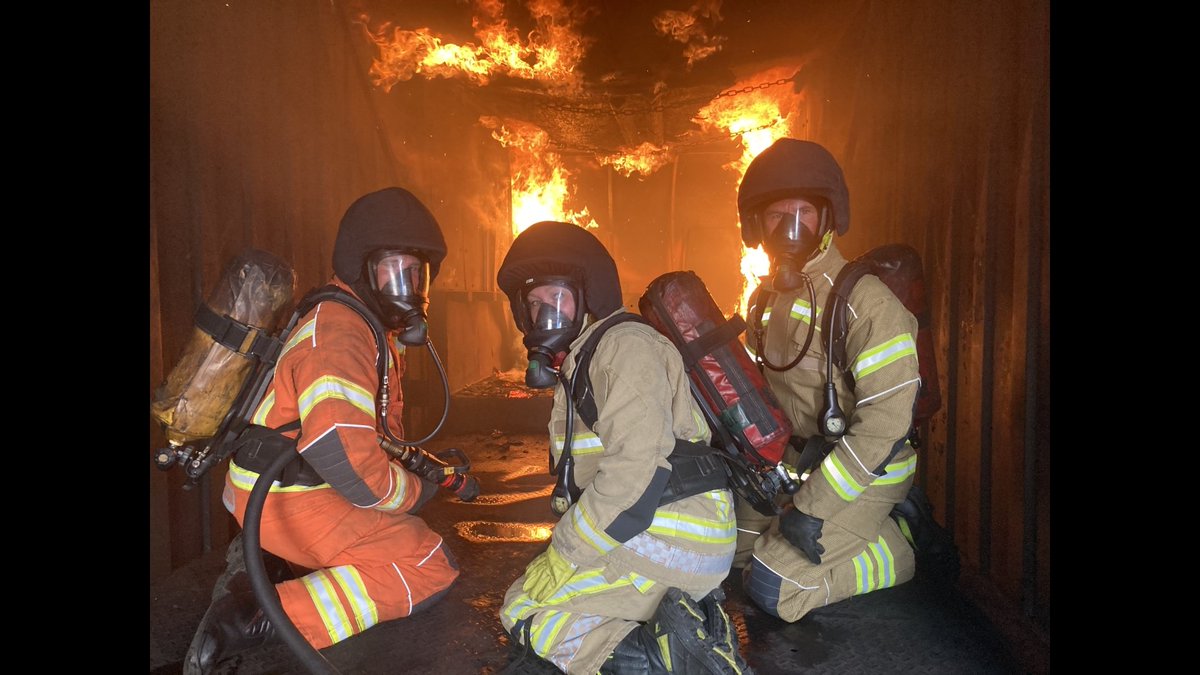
top-left (652, 0), bottom-right (727, 68)
top-left (695, 66), bottom-right (805, 315)
top-left (362, 0), bottom-right (592, 91)
top-left (599, 142), bottom-right (674, 178)
top-left (480, 116), bottom-right (596, 237)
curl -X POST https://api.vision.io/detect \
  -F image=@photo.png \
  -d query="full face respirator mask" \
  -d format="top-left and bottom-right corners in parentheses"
top-left (361, 249), bottom-right (432, 346)
top-left (760, 201), bottom-right (829, 291)
top-left (516, 277), bottom-right (585, 389)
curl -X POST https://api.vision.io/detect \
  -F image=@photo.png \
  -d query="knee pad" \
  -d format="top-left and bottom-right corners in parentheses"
top-left (743, 558), bottom-right (782, 619)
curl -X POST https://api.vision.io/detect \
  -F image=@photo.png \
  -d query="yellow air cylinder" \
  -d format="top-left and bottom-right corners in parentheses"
top-left (151, 249), bottom-right (295, 445)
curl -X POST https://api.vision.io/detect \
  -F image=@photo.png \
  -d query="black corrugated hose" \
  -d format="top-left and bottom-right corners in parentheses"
top-left (243, 449), bottom-right (341, 675)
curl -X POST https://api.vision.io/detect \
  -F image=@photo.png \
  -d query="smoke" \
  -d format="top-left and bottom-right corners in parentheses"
top-left (652, 0), bottom-right (727, 68)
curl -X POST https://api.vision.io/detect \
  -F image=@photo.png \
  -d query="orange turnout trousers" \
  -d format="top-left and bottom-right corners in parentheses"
top-left (221, 278), bottom-right (458, 649)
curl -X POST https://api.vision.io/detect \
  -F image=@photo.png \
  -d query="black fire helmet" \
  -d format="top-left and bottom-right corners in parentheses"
top-left (333, 187), bottom-right (448, 284)
top-left (736, 139), bottom-right (851, 249)
top-left (496, 221), bottom-right (622, 333)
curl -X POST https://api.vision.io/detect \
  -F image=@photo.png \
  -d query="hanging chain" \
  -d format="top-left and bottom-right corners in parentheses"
top-left (539, 73), bottom-right (798, 116)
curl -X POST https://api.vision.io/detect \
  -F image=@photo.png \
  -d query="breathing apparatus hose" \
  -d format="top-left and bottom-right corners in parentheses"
top-left (382, 335), bottom-right (450, 447)
top-left (243, 449), bottom-right (340, 675)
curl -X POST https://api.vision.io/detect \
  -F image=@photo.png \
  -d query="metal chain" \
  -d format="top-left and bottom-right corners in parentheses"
top-left (538, 73), bottom-right (797, 116)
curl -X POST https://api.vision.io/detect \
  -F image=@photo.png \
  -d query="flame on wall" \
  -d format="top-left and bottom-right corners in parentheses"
top-left (695, 65), bottom-right (805, 315)
top-left (363, 0), bottom-right (592, 92)
top-left (480, 116), bottom-right (596, 237)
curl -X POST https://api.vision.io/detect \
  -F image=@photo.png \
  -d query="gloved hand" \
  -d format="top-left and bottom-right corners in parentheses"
top-left (779, 507), bottom-right (825, 565)
top-left (405, 477), bottom-right (440, 515)
top-left (521, 544), bottom-right (577, 603)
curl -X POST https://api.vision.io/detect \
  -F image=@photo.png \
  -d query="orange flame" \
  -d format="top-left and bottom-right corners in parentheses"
top-left (695, 65), bottom-right (805, 315)
top-left (599, 142), bottom-right (674, 178)
top-left (363, 0), bottom-right (591, 91)
top-left (480, 116), bottom-right (596, 237)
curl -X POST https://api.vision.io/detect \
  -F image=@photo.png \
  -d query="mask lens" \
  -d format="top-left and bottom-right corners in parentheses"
top-left (763, 206), bottom-right (805, 245)
top-left (525, 282), bottom-right (577, 332)
top-left (373, 253), bottom-right (427, 297)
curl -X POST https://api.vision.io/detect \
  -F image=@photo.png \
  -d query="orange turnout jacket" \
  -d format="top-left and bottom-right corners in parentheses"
top-left (222, 277), bottom-right (458, 649)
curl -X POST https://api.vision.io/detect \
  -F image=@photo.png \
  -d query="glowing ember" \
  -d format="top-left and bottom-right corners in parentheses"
top-left (695, 65), bottom-right (805, 315)
top-left (362, 0), bottom-right (592, 92)
top-left (454, 520), bottom-right (554, 543)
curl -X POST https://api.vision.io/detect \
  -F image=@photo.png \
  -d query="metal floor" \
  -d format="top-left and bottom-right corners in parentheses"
top-left (150, 392), bottom-right (1049, 675)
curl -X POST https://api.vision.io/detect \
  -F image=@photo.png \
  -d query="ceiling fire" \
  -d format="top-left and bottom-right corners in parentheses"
top-left (348, 0), bottom-right (849, 312)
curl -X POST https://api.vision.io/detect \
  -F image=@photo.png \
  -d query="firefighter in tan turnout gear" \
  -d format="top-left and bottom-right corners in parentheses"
top-left (496, 221), bottom-right (752, 674)
top-left (734, 139), bottom-right (924, 622)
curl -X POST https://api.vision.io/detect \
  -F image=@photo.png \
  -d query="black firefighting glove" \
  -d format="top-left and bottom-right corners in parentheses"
top-left (406, 477), bottom-right (440, 515)
top-left (779, 507), bottom-right (825, 565)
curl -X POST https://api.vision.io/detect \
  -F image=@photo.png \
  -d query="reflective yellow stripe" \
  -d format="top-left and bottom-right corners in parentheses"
top-left (329, 565), bottom-right (378, 632)
top-left (852, 546), bottom-right (877, 594)
top-left (871, 537), bottom-right (897, 588)
top-left (531, 610), bottom-right (570, 654)
top-left (571, 502), bottom-right (619, 554)
top-left (302, 569), bottom-right (355, 644)
top-left (690, 410), bottom-right (709, 440)
top-left (501, 594), bottom-right (538, 626)
top-left (298, 375), bottom-right (375, 420)
top-left (705, 488), bottom-right (732, 521)
top-left (873, 454), bottom-right (918, 485)
top-left (855, 333), bottom-right (917, 379)
top-left (647, 511), bottom-right (737, 544)
top-left (545, 569), bottom-right (633, 604)
top-left (820, 451), bottom-right (866, 501)
top-left (282, 318), bottom-right (316, 356)
top-left (789, 299), bottom-right (818, 325)
top-left (251, 391), bottom-right (275, 426)
top-left (852, 535), bottom-right (898, 595)
top-left (552, 431), bottom-right (604, 456)
top-left (627, 571), bottom-right (656, 593)
top-left (374, 464), bottom-right (410, 511)
top-left (228, 461), bottom-right (331, 493)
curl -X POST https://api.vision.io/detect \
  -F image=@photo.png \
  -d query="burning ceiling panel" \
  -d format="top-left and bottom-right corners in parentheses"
top-left (348, 0), bottom-right (860, 312)
top-left (352, 0), bottom-right (849, 157)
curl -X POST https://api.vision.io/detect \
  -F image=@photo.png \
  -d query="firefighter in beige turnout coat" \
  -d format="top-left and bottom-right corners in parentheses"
top-left (496, 221), bottom-right (751, 675)
top-left (733, 139), bottom-right (921, 623)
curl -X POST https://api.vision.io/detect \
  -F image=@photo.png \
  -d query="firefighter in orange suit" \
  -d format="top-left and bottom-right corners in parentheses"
top-left (495, 221), bottom-right (752, 675)
top-left (184, 187), bottom-right (459, 673)
top-left (733, 139), bottom-right (921, 622)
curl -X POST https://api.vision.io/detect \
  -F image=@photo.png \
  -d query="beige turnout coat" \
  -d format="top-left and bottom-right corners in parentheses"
top-left (500, 308), bottom-right (737, 675)
top-left (737, 241), bottom-right (921, 622)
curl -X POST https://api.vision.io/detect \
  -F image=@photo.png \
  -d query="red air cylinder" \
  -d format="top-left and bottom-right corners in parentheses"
top-left (639, 271), bottom-right (792, 466)
top-left (862, 244), bottom-right (943, 426)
